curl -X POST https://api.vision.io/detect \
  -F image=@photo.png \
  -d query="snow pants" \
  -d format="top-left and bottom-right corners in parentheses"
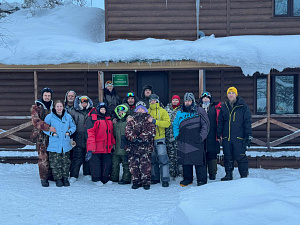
top-left (89, 153), bottom-right (112, 184)
top-left (49, 151), bottom-right (71, 180)
top-left (182, 164), bottom-right (207, 183)
top-left (129, 152), bottom-right (151, 186)
top-left (70, 146), bottom-right (91, 178)
top-left (37, 141), bottom-right (53, 180)
top-left (151, 138), bottom-right (170, 182)
top-left (111, 153), bottom-right (131, 182)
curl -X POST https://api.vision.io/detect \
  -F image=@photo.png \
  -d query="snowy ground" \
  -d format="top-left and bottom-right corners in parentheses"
top-left (0, 163), bottom-right (299, 225)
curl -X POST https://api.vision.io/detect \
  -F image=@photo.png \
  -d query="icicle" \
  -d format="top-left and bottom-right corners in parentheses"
top-left (105, 62), bottom-right (109, 67)
top-left (166, 0), bottom-right (168, 8)
top-left (196, 0), bottom-right (200, 38)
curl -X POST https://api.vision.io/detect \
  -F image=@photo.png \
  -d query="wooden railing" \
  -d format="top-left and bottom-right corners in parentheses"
top-left (0, 116), bottom-right (34, 146)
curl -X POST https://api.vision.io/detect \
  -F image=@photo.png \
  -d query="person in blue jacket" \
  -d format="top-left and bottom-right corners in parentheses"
top-left (44, 100), bottom-right (76, 187)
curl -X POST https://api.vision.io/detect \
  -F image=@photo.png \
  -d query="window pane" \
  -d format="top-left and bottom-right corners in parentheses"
top-left (275, 76), bottom-right (294, 114)
top-left (257, 77), bottom-right (267, 113)
top-left (275, 0), bottom-right (288, 15)
top-left (294, 0), bottom-right (300, 16)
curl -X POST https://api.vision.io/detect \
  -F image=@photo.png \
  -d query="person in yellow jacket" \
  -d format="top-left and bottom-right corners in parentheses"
top-left (148, 94), bottom-right (171, 187)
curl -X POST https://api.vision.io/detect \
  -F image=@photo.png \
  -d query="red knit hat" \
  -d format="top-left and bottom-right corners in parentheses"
top-left (172, 95), bottom-right (180, 102)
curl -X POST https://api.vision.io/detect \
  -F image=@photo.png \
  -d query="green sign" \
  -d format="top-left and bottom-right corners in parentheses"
top-left (112, 74), bottom-right (129, 86)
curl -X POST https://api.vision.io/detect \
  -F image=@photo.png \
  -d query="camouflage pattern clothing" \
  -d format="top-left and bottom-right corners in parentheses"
top-left (125, 113), bottom-right (156, 186)
top-left (49, 151), bottom-right (71, 180)
top-left (164, 103), bottom-right (182, 178)
top-left (30, 100), bottom-right (53, 180)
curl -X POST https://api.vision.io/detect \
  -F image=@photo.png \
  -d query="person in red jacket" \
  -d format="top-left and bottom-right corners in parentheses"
top-left (85, 102), bottom-right (116, 186)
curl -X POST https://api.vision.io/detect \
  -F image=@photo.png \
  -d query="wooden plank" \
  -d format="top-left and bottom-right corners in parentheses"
top-left (107, 17), bottom-right (196, 24)
top-left (269, 118), bottom-right (299, 132)
top-left (230, 7), bottom-right (272, 16)
top-left (270, 131), bottom-right (300, 147)
top-left (230, 28), bottom-right (300, 35)
top-left (108, 10), bottom-right (195, 17)
top-left (251, 118), bottom-right (267, 128)
top-left (0, 121), bottom-right (32, 139)
top-left (251, 138), bottom-right (267, 147)
top-left (98, 71), bottom-right (104, 103)
top-left (231, 21), bottom-right (300, 29)
top-left (199, 70), bottom-right (204, 98)
top-left (107, 3), bottom-right (196, 11)
top-left (0, 129), bottom-right (34, 145)
top-left (230, 1), bottom-right (272, 9)
top-left (108, 23), bottom-right (196, 31)
top-left (0, 116), bottom-right (31, 119)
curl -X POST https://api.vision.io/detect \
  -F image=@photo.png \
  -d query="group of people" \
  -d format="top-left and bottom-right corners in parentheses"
top-left (31, 81), bottom-right (252, 190)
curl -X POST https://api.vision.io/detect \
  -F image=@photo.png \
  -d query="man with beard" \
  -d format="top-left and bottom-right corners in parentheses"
top-left (64, 90), bottom-right (76, 112)
top-left (123, 91), bottom-right (139, 115)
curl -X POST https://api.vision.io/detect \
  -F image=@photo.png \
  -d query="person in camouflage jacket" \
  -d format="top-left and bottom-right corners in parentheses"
top-left (125, 101), bottom-right (156, 190)
top-left (164, 95), bottom-right (182, 179)
top-left (30, 87), bottom-right (56, 187)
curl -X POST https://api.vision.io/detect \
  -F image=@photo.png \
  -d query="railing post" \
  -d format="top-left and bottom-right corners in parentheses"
top-left (98, 71), bottom-right (104, 103)
top-left (267, 72), bottom-right (271, 151)
top-left (34, 71), bottom-right (38, 101)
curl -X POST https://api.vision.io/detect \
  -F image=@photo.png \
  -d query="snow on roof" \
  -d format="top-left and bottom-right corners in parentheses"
top-left (1, 3), bottom-right (300, 75)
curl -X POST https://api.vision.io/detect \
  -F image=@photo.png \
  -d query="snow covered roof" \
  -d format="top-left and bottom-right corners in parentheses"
top-left (1, 3), bottom-right (300, 75)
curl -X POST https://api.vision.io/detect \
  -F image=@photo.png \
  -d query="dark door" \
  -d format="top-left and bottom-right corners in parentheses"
top-left (137, 71), bottom-right (169, 106)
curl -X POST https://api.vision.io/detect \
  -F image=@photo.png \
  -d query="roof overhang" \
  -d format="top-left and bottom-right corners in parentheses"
top-left (0, 60), bottom-right (238, 72)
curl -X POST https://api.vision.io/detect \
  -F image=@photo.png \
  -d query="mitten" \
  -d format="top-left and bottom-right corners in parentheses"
top-left (243, 136), bottom-right (253, 148)
top-left (85, 151), bottom-right (93, 161)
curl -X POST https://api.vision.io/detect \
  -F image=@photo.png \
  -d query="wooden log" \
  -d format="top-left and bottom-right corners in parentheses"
top-left (269, 118), bottom-right (299, 132)
top-left (270, 131), bottom-right (300, 147)
top-left (251, 137), bottom-right (267, 147)
top-left (251, 118), bottom-right (267, 128)
top-left (0, 121), bottom-right (32, 139)
top-left (98, 71), bottom-right (104, 103)
top-left (0, 129), bottom-right (34, 145)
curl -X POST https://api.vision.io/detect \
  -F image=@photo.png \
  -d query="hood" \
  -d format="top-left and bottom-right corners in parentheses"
top-left (35, 99), bottom-right (53, 110)
top-left (74, 95), bottom-right (93, 111)
top-left (114, 103), bottom-right (129, 119)
top-left (141, 84), bottom-right (153, 99)
top-left (64, 90), bottom-right (77, 106)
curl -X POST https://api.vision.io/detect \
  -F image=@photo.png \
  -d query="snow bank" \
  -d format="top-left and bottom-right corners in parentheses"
top-left (0, 4), bottom-right (299, 75)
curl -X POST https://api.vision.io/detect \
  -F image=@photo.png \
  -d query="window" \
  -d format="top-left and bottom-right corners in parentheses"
top-left (274, 0), bottom-right (300, 17)
top-left (256, 75), bottom-right (297, 114)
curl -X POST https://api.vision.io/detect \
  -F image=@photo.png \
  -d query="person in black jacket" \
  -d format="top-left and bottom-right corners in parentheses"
top-left (199, 92), bottom-right (221, 180)
top-left (217, 87), bottom-right (252, 181)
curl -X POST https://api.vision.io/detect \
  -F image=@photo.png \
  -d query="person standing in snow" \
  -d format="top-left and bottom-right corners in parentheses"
top-left (123, 91), bottom-right (139, 116)
top-left (217, 87), bottom-right (252, 181)
top-left (30, 87), bottom-right (57, 187)
top-left (85, 102), bottom-right (115, 186)
top-left (199, 92), bottom-right (221, 180)
top-left (43, 100), bottom-right (76, 187)
top-left (173, 93), bottom-right (210, 187)
top-left (68, 95), bottom-right (93, 183)
top-left (140, 84), bottom-right (153, 109)
top-left (111, 104), bottom-right (131, 184)
top-left (148, 94), bottom-right (171, 187)
top-left (64, 90), bottom-right (76, 112)
top-left (103, 80), bottom-right (121, 117)
top-left (125, 101), bottom-right (156, 190)
top-left (164, 95), bottom-right (182, 180)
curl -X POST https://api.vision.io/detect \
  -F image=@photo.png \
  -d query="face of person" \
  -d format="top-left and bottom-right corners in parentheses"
top-left (202, 97), bottom-right (210, 103)
top-left (227, 92), bottom-right (237, 102)
top-left (67, 92), bottom-right (75, 103)
top-left (184, 100), bottom-right (193, 106)
top-left (150, 99), bottom-right (157, 105)
top-left (81, 102), bottom-right (88, 108)
top-left (144, 89), bottom-right (152, 97)
top-left (100, 108), bottom-right (106, 114)
top-left (42, 92), bottom-right (51, 102)
top-left (127, 97), bottom-right (135, 106)
top-left (107, 86), bottom-right (113, 92)
top-left (172, 98), bottom-right (179, 106)
top-left (55, 103), bottom-right (64, 114)
top-left (136, 107), bottom-right (146, 113)
top-left (118, 111), bottom-right (125, 117)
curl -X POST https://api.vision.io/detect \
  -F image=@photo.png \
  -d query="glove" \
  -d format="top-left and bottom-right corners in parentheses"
top-left (85, 151), bottom-right (93, 161)
top-left (243, 136), bottom-right (252, 148)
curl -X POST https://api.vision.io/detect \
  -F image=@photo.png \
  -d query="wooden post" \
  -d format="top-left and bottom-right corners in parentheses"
top-left (34, 71), bottom-right (38, 101)
top-left (199, 69), bottom-right (204, 98)
top-left (267, 72), bottom-right (271, 151)
top-left (98, 71), bottom-right (104, 103)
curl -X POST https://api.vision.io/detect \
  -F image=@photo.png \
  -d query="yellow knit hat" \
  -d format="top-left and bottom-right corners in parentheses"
top-left (227, 86), bottom-right (238, 96)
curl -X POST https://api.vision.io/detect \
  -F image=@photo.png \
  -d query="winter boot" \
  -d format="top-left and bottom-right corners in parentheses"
top-left (62, 178), bottom-right (70, 187)
top-left (41, 179), bottom-right (49, 187)
top-left (143, 185), bottom-right (150, 190)
top-left (131, 183), bottom-right (140, 189)
top-left (221, 173), bottom-right (233, 181)
top-left (151, 180), bottom-right (160, 184)
top-left (209, 174), bottom-right (216, 180)
top-left (180, 179), bottom-right (193, 187)
top-left (162, 181), bottom-right (169, 187)
top-left (240, 171), bottom-right (249, 178)
top-left (56, 179), bottom-right (64, 187)
top-left (207, 159), bottom-right (217, 180)
top-left (118, 179), bottom-right (131, 185)
top-left (197, 181), bottom-right (207, 186)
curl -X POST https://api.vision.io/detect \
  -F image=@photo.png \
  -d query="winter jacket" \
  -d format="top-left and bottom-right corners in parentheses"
top-left (164, 103), bottom-right (180, 143)
top-left (30, 100), bottom-right (53, 143)
top-left (113, 104), bottom-right (129, 155)
top-left (125, 113), bottom-right (156, 155)
top-left (217, 96), bottom-right (252, 142)
top-left (173, 104), bottom-right (210, 165)
top-left (68, 96), bottom-right (93, 148)
top-left (86, 108), bottom-right (115, 154)
top-left (104, 88), bottom-right (121, 116)
top-left (199, 100), bottom-right (221, 154)
top-left (44, 109), bottom-right (76, 153)
top-left (148, 103), bottom-right (170, 140)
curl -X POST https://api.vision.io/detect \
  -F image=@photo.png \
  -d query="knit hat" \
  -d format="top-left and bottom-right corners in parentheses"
top-left (135, 101), bottom-right (148, 113)
top-left (96, 102), bottom-right (107, 113)
top-left (227, 87), bottom-right (238, 96)
top-left (184, 92), bottom-right (195, 102)
top-left (149, 94), bottom-right (159, 103)
top-left (41, 87), bottom-right (53, 96)
top-left (105, 80), bottom-right (113, 88)
top-left (200, 92), bottom-right (212, 100)
top-left (172, 95), bottom-right (180, 102)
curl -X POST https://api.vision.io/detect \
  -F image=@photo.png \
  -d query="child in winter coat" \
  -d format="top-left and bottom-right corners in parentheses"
top-left (85, 102), bottom-right (115, 186)
top-left (125, 101), bottom-right (156, 190)
top-left (111, 104), bottom-right (131, 184)
top-left (44, 100), bottom-right (76, 187)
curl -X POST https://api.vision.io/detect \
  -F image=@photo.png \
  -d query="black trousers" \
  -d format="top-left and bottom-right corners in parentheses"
top-left (70, 146), bottom-right (91, 178)
top-left (182, 164), bottom-right (207, 183)
top-left (89, 153), bottom-right (112, 184)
